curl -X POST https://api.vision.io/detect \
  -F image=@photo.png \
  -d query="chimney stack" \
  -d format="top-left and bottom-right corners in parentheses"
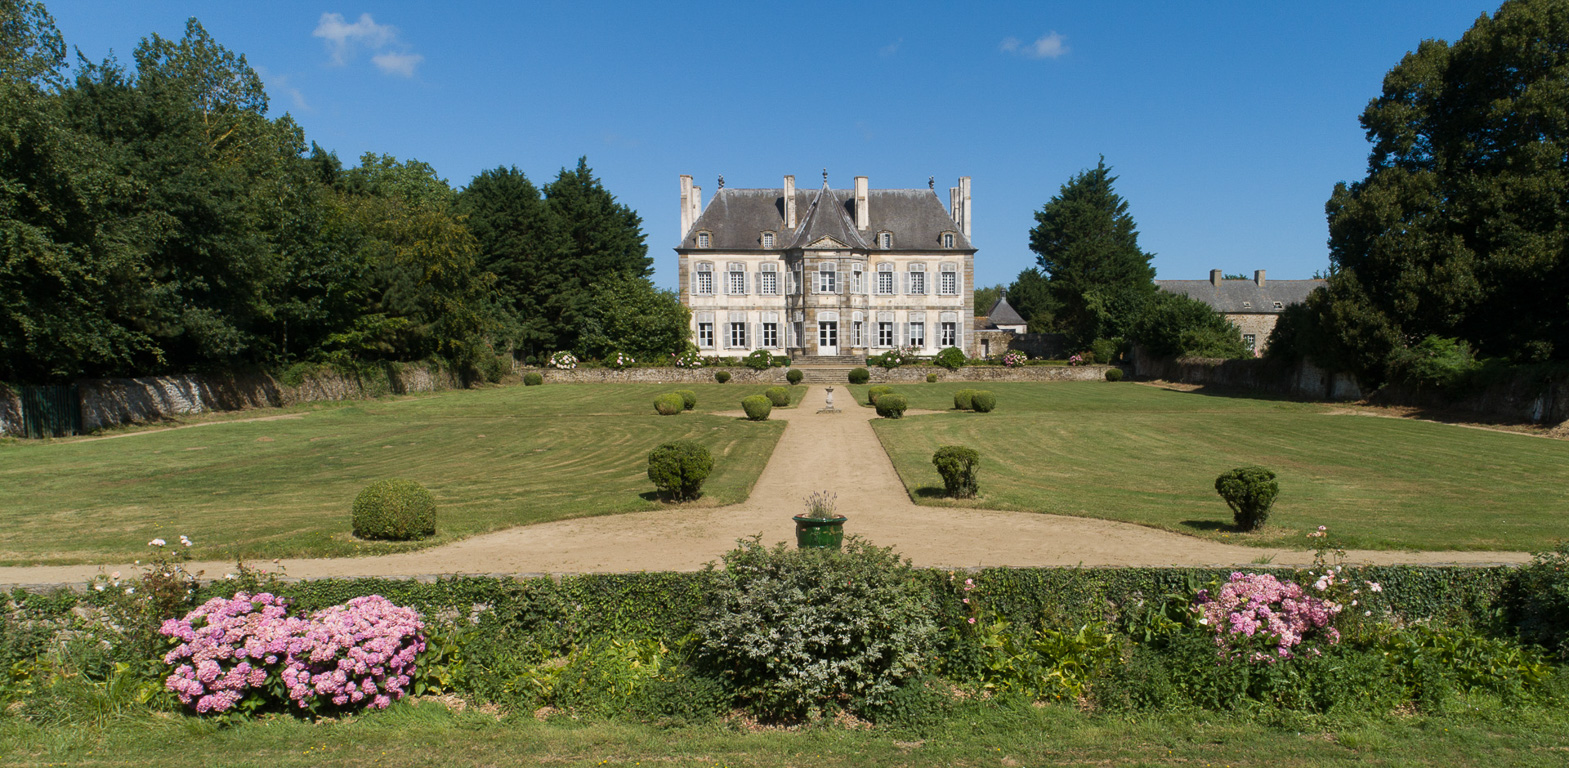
top-left (689, 183), bottom-right (702, 232)
top-left (854, 176), bottom-right (869, 230)
top-left (679, 175), bottom-right (693, 238)
top-left (1210, 269), bottom-right (1223, 287)
top-left (783, 175), bottom-right (796, 229)
top-left (1254, 269), bottom-right (1266, 287)
top-left (958, 176), bottom-right (971, 238)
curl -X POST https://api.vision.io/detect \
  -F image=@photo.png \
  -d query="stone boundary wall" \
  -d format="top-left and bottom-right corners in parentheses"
top-left (1130, 348), bottom-right (1364, 401)
top-left (867, 365), bottom-right (1118, 383)
top-left (519, 367), bottom-right (788, 384)
top-left (1373, 375), bottom-right (1569, 425)
top-left (0, 383), bottom-right (20, 437)
top-left (520, 365), bottom-right (1119, 385)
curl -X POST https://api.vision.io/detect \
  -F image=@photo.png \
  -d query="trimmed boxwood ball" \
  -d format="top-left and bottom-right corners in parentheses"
top-left (741, 395), bottom-right (773, 421)
top-left (676, 389), bottom-right (697, 410)
top-left (786, 369), bottom-right (804, 385)
top-left (848, 367), bottom-right (870, 384)
top-left (654, 392), bottom-right (685, 415)
top-left (715, 370), bottom-right (732, 384)
top-left (352, 479), bottom-right (436, 541)
top-left (647, 440), bottom-right (714, 501)
top-left (932, 445), bottom-right (980, 498)
top-left (867, 385), bottom-right (894, 405)
top-left (926, 373), bottom-right (938, 383)
top-left (953, 389), bottom-right (977, 410)
top-left (1105, 367), bottom-right (1125, 382)
top-left (971, 391), bottom-right (997, 413)
top-left (1215, 466), bottom-right (1279, 531)
top-left (875, 393), bottom-right (908, 419)
top-left (764, 386), bottom-right (791, 407)
top-left (523, 372), bottom-right (543, 386)
top-left (935, 346), bottom-right (967, 371)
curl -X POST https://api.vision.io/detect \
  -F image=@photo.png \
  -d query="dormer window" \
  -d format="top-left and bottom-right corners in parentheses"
top-left (878, 231), bottom-right (893, 249)
top-left (762, 231), bottom-right (775, 249)
top-left (1273, 301), bottom-right (1285, 310)
top-left (942, 232), bottom-right (956, 248)
top-left (696, 231), bottom-right (711, 248)
top-left (1242, 301), bottom-right (1252, 309)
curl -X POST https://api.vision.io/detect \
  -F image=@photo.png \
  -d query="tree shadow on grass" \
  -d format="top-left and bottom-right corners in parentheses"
top-left (1180, 519), bottom-right (1238, 533)
top-left (914, 486), bottom-right (950, 499)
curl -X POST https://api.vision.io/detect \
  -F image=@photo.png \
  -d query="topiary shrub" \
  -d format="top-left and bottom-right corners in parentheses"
top-left (932, 446), bottom-right (980, 499)
top-left (786, 369), bottom-right (804, 385)
top-left (352, 479), bottom-right (437, 541)
top-left (953, 389), bottom-right (976, 410)
top-left (1214, 466), bottom-right (1279, 531)
top-left (744, 349), bottom-right (773, 371)
top-left (875, 393), bottom-right (907, 419)
top-left (742, 395), bottom-right (772, 421)
top-left (764, 386), bottom-right (790, 407)
top-left (654, 392), bottom-right (685, 415)
top-left (714, 370), bottom-right (732, 384)
top-left (523, 372), bottom-right (543, 386)
top-left (676, 390), bottom-right (697, 410)
top-left (925, 373), bottom-right (938, 383)
top-left (866, 385), bottom-right (893, 405)
top-left (647, 440), bottom-right (714, 501)
top-left (695, 537), bottom-right (938, 721)
top-left (1105, 367), bottom-right (1124, 382)
top-left (935, 346), bottom-right (966, 371)
top-left (848, 367), bottom-right (870, 384)
top-left (971, 391), bottom-right (996, 413)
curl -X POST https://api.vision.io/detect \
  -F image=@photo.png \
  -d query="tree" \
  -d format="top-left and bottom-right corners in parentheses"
top-left (1317, 0), bottom-right (1569, 382)
top-left (972, 284), bottom-right (1004, 316)
top-left (1005, 267), bottom-right (1058, 332)
top-left (576, 273), bottom-right (690, 362)
top-left (455, 166), bottom-right (567, 354)
top-left (1127, 291), bottom-right (1249, 359)
top-left (1029, 158), bottom-right (1157, 348)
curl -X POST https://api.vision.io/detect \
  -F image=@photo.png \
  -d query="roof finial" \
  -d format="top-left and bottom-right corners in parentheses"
top-left (928, 176), bottom-right (934, 190)
top-left (822, 168), bottom-right (828, 185)
top-left (717, 174), bottom-right (724, 189)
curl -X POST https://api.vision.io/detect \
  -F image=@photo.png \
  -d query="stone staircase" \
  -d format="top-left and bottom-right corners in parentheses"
top-left (789, 354), bottom-right (867, 384)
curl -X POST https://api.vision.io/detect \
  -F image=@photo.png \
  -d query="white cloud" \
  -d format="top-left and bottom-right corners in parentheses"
top-left (313, 12), bottom-right (420, 76)
top-left (1001, 31), bottom-right (1069, 60)
top-left (879, 38), bottom-right (902, 57)
top-left (254, 65), bottom-right (309, 112)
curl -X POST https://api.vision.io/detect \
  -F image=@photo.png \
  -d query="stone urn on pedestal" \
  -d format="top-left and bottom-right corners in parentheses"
top-left (793, 490), bottom-right (846, 550)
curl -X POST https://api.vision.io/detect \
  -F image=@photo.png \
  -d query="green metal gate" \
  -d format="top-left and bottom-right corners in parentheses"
top-left (19, 384), bottom-right (82, 438)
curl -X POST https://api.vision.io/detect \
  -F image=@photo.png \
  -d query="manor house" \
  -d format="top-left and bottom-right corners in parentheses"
top-left (675, 173), bottom-right (977, 361)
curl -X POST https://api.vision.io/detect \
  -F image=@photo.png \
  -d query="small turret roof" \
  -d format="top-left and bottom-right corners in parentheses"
top-left (986, 295), bottom-right (1027, 326)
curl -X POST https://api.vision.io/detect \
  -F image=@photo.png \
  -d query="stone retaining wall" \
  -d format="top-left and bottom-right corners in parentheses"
top-left (518, 367), bottom-right (788, 384)
top-left (1130, 349), bottom-right (1364, 401)
top-left (520, 365), bottom-right (1119, 385)
top-left (0, 383), bottom-right (20, 437)
top-left (867, 365), bottom-right (1118, 383)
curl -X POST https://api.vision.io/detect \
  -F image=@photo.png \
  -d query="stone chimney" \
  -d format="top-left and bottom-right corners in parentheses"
top-left (783, 175), bottom-right (796, 229)
top-left (1254, 269), bottom-right (1266, 287)
top-left (854, 176), bottom-right (869, 230)
top-left (689, 184), bottom-right (702, 233)
top-left (679, 175), bottom-right (693, 238)
top-left (1210, 269), bottom-right (1223, 287)
top-left (958, 176), bottom-right (972, 238)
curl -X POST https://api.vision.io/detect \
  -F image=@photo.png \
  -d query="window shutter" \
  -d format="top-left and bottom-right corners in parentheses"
top-left (752, 323), bottom-right (759, 348)
top-left (899, 322), bottom-right (907, 348)
top-left (900, 273), bottom-right (907, 295)
top-left (837, 274), bottom-right (845, 295)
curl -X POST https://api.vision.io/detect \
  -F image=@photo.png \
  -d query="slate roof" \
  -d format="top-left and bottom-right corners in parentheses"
top-left (678, 182), bottom-right (975, 251)
top-left (1155, 278), bottom-right (1326, 314)
top-left (788, 183), bottom-right (870, 249)
top-left (985, 295), bottom-right (1027, 326)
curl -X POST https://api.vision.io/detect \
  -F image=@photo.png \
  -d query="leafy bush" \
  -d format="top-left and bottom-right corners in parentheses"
top-left (1128, 291), bottom-right (1249, 359)
top-left (1506, 543), bottom-right (1569, 659)
top-left (953, 389), bottom-right (976, 410)
top-left (871, 350), bottom-right (906, 369)
top-left (932, 446), bottom-right (980, 498)
top-left (714, 370), bottom-right (731, 384)
top-left (935, 347), bottom-right (966, 371)
top-left (875, 394), bottom-right (908, 419)
top-left (764, 387), bottom-right (790, 407)
top-left (352, 479), bottom-right (437, 541)
top-left (1194, 573), bottom-right (1341, 661)
top-left (675, 389), bottom-right (697, 410)
top-left (744, 350), bottom-right (773, 371)
top-left (548, 351), bottom-right (578, 370)
top-left (848, 367), bottom-right (870, 384)
top-left (971, 391), bottom-right (996, 413)
top-left (523, 372), bottom-right (543, 386)
top-left (1090, 337), bottom-right (1121, 364)
top-left (867, 385), bottom-right (894, 405)
top-left (1386, 335), bottom-right (1482, 393)
top-left (1214, 466), bottom-right (1279, 531)
top-left (695, 537), bottom-right (938, 720)
top-left (741, 395), bottom-right (773, 421)
top-left (647, 441), bottom-right (714, 501)
top-left (627, 667), bottom-right (732, 726)
top-left (1104, 367), bottom-right (1124, 382)
top-left (785, 368), bottom-right (804, 385)
top-left (653, 392), bottom-right (685, 415)
top-left (926, 373), bottom-right (938, 383)
top-left (532, 636), bottom-right (669, 717)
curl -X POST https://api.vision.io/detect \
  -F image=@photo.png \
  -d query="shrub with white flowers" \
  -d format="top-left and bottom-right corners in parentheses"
top-left (548, 351), bottom-right (578, 370)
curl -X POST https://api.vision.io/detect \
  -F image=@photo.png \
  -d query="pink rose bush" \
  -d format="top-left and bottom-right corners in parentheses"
top-left (1193, 572), bottom-right (1341, 662)
top-left (159, 592), bottom-right (424, 715)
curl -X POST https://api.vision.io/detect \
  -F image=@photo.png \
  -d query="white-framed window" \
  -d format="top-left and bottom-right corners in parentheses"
top-left (852, 321), bottom-right (863, 346)
top-left (908, 264), bottom-right (927, 295)
top-left (762, 231), bottom-right (775, 249)
top-left (730, 322), bottom-right (747, 348)
top-left (851, 264), bottom-right (864, 294)
top-left (877, 322), bottom-right (894, 347)
top-left (942, 232), bottom-right (955, 248)
top-left (697, 231), bottom-right (711, 248)
top-left (818, 263), bottom-right (837, 293)
top-left (792, 322), bottom-right (803, 347)
top-left (697, 322), bottom-right (714, 348)
top-left (1244, 333), bottom-right (1257, 352)
top-left (909, 321), bottom-right (925, 348)
top-left (939, 265), bottom-right (958, 295)
top-left (876, 263), bottom-right (895, 295)
top-left (727, 262), bottom-right (746, 295)
top-left (694, 262), bottom-right (713, 295)
top-left (878, 231), bottom-right (892, 249)
top-left (793, 263), bottom-right (804, 295)
top-left (759, 264), bottom-right (779, 295)
top-left (762, 323), bottom-right (779, 348)
top-left (940, 321), bottom-right (957, 347)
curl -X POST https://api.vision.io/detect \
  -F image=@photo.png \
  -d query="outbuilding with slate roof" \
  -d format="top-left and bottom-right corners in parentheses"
top-left (675, 173), bottom-right (978, 361)
top-left (1156, 270), bottom-right (1326, 355)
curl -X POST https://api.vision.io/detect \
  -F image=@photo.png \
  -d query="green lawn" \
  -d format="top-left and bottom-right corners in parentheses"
top-left (862, 381), bottom-right (1569, 552)
top-left (5, 701), bottom-right (1568, 767)
top-left (0, 383), bottom-right (803, 566)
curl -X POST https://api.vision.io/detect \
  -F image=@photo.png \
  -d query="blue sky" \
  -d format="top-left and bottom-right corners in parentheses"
top-left (45, 1), bottom-right (1499, 290)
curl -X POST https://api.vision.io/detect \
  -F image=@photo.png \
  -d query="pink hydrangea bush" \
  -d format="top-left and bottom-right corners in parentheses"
top-left (159, 592), bottom-right (424, 715)
top-left (1193, 572), bottom-right (1342, 662)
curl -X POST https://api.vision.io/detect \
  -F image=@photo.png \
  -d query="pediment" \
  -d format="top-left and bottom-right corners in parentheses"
top-left (806, 236), bottom-right (847, 249)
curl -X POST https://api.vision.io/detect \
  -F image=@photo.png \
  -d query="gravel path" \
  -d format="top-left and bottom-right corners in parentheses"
top-left (0, 386), bottom-right (1530, 587)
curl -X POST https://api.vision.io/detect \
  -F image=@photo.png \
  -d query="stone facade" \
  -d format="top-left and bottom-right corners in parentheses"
top-left (518, 367), bottom-right (788, 384)
top-left (675, 174), bottom-right (976, 362)
top-left (1155, 270), bottom-right (1326, 355)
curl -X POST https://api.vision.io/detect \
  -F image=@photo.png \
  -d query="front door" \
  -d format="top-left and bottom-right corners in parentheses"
top-left (818, 321), bottom-right (838, 355)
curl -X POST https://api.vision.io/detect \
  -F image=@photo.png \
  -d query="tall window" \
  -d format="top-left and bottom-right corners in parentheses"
top-left (1244, 334), bottom-right (1257, 352)
top-left (942, 232), bottom-right (955, 248)
top-left (940, 321), bottom-right (957, 347)
top-left (793, 264), bottom-right (804, 295)
top-left (908, 265), bottom-right (926, 295)
top-left (908, 322), bottom-right (925, 348)
top-left (940, 266), bottom-right (958, 295)
top-left (762, 323), bottom-right (778, 348)
top-left (728, 264), bottom-right (746, 295)
top-left (695, 263), bottom-right (713, 295)
top-left (877, 322), bottom-right (894, 347)
top-left (851, 265), bottom-right (864, 293)
top-left (876, 264), bottom-right (895, 295)
top-left (759, 267), bottom-right (778, 295)
top-left (730, 322), bottom-right (747, 348)
top-left (762, 232), bottom-right (775, 248)
top-left (793, 322), bottom-right (803, 347)
top-left (697, 322), bottom-right (714, 348)
top-left (818, 264), bottom-right (836, 293)
top-left (852, 321), bottom-right (863, 347)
